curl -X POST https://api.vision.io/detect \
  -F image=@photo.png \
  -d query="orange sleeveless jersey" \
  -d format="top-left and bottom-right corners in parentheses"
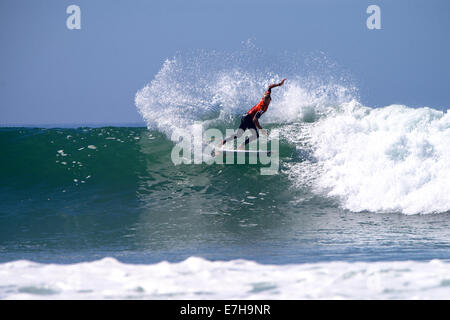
top-left (247, 91), bottom-right (270, 118)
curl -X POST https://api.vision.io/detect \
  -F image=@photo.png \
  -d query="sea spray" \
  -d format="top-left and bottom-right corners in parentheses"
top-left (135, 46), bottom-right (450, 214)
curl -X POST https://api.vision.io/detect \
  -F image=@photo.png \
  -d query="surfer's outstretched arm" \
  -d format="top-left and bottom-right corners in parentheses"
top-left (267, 78), bottom-right (286, 91)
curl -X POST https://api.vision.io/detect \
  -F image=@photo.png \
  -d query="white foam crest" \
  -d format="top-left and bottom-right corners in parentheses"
top-left (310, 101), bottom-right (450, 214)
top-left (1, 257), bottom-right (450, 299)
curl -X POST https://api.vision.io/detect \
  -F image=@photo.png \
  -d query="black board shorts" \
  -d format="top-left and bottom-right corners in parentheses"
top-left (239, 114), bottom-right (258, 133)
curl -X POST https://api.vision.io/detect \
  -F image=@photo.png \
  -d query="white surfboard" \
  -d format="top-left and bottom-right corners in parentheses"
top-left (215, 148), bottom-right (273, 156)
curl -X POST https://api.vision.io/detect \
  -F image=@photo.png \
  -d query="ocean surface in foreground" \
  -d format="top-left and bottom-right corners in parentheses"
top-left (1, 257), bottom-right (450, 299)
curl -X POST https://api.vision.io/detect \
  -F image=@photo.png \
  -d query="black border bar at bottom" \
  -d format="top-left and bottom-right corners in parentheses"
top-left (0, 299), bottom-right (441, 319)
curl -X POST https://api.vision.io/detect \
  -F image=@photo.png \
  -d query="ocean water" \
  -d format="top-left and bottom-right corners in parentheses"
top-left (1, 48), bottom-right (450, 299)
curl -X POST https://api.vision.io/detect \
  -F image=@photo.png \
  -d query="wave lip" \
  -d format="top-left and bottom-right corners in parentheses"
top-left (135, 46), bottom-right (450, 215)
top-left (311, 101), bottom-right (450, 215)
top-left (135, 46), bottom-right (357, 140)
top-left (1, 257), bottom-right (450, 299)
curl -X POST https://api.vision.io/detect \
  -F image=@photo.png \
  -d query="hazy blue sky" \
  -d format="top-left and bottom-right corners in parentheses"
top-left (1, 0), bottom-right (449, 126)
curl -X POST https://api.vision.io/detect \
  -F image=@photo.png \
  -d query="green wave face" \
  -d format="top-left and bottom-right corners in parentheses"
top-left (0, 127), bottom-right (311, 259)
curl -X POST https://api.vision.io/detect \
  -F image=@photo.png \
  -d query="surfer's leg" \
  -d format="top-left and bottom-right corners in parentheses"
top-left (238, 128), bottom-right (258, 150)
top-left (222, 114), bottom-right (248, 145)
top-left (222, 129), bottom-right (244, 145)
top-left (244, 129), bottom-right (259, 145)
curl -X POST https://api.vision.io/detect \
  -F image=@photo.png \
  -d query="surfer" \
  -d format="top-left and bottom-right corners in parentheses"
top-left (221, 78), bottom-right (286, 149)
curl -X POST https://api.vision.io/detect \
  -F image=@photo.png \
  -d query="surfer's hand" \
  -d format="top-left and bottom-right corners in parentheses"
top-left (260, 129), bottom-right (268, 136)
top-left (280, 78), bottom-right (286, 86)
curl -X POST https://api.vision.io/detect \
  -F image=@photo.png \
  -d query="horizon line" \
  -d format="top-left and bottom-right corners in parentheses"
top-left (0, 122), bottom-right (147, 129)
